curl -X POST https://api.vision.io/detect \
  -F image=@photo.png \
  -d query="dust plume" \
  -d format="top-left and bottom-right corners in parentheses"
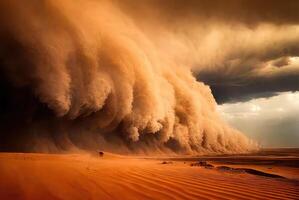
top-left (0, 0), bottom-right (258, 154)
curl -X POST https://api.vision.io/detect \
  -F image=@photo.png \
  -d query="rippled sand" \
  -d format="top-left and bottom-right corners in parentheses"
top-left (0, 150), bottom-right (298, 200)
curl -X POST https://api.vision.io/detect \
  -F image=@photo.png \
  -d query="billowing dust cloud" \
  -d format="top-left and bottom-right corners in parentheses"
top-left (0, 0), bottom-right (259, 154)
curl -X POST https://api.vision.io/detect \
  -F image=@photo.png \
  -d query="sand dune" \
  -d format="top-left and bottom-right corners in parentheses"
top-left (0, 152), bottom-right (298, 200)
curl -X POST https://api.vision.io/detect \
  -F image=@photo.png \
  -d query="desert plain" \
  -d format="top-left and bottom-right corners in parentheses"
top-left (0, 148), bottom-right (298, 200)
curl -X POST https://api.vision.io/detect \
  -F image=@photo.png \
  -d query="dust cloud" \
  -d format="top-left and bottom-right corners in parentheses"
top-left (0, 0), bottom-right (259, 154)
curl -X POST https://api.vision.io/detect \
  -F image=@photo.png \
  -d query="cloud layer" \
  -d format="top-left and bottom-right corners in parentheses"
top-left (116, 1), bottom-right (299, 104)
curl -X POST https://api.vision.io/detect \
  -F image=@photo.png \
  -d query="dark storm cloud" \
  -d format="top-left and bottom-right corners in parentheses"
top-left (199, 71), bottom-right (299, 104)
top-left (197, 56), bottom-right (299, 104)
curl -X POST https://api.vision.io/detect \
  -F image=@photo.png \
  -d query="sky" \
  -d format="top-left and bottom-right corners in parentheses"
top-left (218, 92), bottom-right (299, 147)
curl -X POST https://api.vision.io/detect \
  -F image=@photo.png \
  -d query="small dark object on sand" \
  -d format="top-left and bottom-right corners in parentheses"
top-left (204, 164), bottom-right (214, 169)
top-left (99, 151), bottom-right (104, 157)
top-left (161, 161), bottom-right (173, 164)
top-left (217, 166), bottom-right (234, 171)
top-left (190, 161), bottom-right (214, 169)
top-left (239, 168), bottom-right (285, 178)
top-left (216, 166), bottom-right (285, 178)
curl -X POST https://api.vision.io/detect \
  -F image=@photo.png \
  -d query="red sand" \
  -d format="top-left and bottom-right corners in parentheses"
top-left (0, 152), bottom-right (298, 200)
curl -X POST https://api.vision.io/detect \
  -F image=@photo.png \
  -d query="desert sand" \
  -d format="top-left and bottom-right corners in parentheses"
top-left (0, 149), bottom-right (298, 200)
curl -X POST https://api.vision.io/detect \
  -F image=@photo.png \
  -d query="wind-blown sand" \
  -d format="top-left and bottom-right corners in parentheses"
top-left (0, 150), bottom-right (298, 200)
